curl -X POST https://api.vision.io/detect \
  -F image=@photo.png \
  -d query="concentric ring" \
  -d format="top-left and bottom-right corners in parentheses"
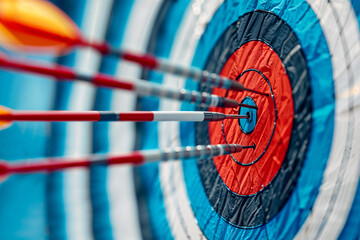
top-left (137, 0), bottom-right (336, 238)
top-left (219, 68), bottom-right (279, 167)
top-left (193, 10), bottom-right (312, 227)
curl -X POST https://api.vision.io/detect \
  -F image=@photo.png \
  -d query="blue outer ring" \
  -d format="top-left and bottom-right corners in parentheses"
top-left (181, 0), bottom-right (335, 239)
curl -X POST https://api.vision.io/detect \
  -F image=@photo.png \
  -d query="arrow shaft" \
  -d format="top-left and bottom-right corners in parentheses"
top-left (0, 56), bottom-right (239, 108)
top-left (116, 51), bottom-right (243, 91)
top-left (0, 144), bottom-right (253, 176)
top-left (0, 110), bottom-right (248, 122)
top-left (1, 111), bottom-right (101, 122)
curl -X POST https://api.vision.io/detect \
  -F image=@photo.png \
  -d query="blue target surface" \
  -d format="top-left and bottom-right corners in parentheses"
top-left (137, 0), bottom-right (340, 239)
top-left (238, 97), bottom-right (257, 134)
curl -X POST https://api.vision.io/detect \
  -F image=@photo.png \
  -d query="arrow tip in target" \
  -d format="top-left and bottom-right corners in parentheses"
top-left (0, 0), bottom-right (82, 54)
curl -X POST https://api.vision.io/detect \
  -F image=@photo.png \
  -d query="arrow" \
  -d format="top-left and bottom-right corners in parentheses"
top-left (0, 54), bottom-right (240, 108)
top-left (0, 144), bottom-right (255, 178)
top-left (0, 107), bottom-right (248, 126)
top-left (0, 0), bottom-right (269, 96)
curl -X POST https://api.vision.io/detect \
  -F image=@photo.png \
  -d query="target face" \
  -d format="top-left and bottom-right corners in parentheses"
top-left (137, 0), bottom-right (360, 239)
top-left (195, 11), bottom-right (310, 227)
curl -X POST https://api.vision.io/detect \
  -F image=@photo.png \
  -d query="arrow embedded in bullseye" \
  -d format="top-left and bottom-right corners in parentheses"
top-left (0, 106), bottom-right (248, 127)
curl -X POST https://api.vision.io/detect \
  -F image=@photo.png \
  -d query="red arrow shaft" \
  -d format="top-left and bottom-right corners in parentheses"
top-left (0, 154), bottom-right (144, 175)
top-left (1, 111), bottom-right (101, 121)
top-left (0, 56), bottom-right (76, 79)
top-left (0, 56), bottom-right (135, 90)
top-left (120, 52), bottom-right (158, 69)
top-left (0, 111), bottom-right (156, 122)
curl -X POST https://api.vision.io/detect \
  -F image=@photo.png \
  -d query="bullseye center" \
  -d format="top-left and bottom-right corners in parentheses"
top-left (238, 97), bottom-right (257, 134)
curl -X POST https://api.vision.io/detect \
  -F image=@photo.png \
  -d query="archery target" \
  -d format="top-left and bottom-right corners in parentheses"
top-left (137, 0), bottom-right (360, 239)
top-left (195, 11), bottom-right (310, 228)
top-left (0, 0), bottom-right (359, 239)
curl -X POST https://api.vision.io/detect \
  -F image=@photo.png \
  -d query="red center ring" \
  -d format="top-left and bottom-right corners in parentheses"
top-left (208, 41), bottom-right (294, 196)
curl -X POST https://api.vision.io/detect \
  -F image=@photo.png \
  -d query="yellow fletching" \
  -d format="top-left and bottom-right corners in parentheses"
top-left (0, 0), bottom-right (81, 54)
top-left (0, 106), bottom-right (12, 130)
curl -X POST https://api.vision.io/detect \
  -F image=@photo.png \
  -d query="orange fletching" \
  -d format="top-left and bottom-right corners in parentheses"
top-left (0, 0), bottom-right (82, 54)
top-left (0, 106), bottom-right (12, 130)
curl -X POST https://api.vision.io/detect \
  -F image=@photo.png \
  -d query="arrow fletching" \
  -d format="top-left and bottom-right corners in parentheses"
top-left (0, 106), bottom-right (12, 130)
top-left (0, 0), bottom-right (81, 54)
